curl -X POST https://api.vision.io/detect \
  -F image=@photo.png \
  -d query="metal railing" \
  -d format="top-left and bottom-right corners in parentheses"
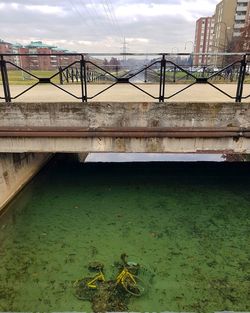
top-left (0, 52), bottom-right (249, 102)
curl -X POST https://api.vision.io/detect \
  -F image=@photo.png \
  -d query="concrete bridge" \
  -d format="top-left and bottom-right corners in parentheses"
top-left (1, 101), bottom-right (250, 154)
top-left (1, 100), bottom-right (250, 211)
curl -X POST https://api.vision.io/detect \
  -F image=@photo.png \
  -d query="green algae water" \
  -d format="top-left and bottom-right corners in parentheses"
top-left (0, 158), bottom-right (249, 312)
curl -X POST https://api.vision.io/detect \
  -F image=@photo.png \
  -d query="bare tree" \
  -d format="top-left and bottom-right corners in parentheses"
top-left (229, 23), bottom-right (250, 53)
top-left (226, 23), bottom-right (250, 64)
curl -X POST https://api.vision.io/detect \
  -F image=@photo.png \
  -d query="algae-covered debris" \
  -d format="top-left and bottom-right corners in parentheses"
top-left (88, 261), bottom-right (104, 271)
top-left (74, 254), bottom-right (148, 312)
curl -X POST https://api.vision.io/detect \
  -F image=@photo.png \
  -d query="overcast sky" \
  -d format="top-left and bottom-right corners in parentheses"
top-left (0, 0), bottom-right (220, 53)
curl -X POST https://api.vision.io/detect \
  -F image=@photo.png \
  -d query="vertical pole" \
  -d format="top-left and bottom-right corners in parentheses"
top-left (159, 56), bottom-right (163, 102)
top-left (66, 68), bottom-right (69, 83)
top-left (161, 55), bottom-right (166, 102)
top-left (236, 54), bottom-right (247, 103)
top-left (144, 65), bottom-right (147, 83)
top-left (80, 55), bottom-right (87, 102)
top-left (202, 66), bottom-right (205, 78)
top-left (0, 55), bottom-right (11, 102)
top-left (76, 68), bottom-right (78, 82)
top-left (80, 56), bottom-right (84, 102)
top-left (173, 65), bottom-right (176, 83)
top-left (159, 54), bottom-right (166, 102)
top-left (59, 66), bottom-right (63, 85)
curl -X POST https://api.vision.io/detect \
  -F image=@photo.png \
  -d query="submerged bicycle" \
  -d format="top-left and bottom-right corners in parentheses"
top-left (74, 254), bottom-right (146, 300)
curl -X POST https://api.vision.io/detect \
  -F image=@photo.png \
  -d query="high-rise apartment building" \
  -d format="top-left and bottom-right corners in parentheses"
top-left (247, 1), bottom-right (250, 24)
top-left (212, 0), bottom-right (237, 65)
top-left (194, 0), bottom-right (250, 67)
top-left (193, 17), bottom-right (214, 66)
top-left (233, 0), bottom-right (250, 36)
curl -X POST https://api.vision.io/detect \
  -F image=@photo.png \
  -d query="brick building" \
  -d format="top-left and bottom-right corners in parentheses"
top-left (22, 41), bottom-right (67, 71)
top-left (0, 39), bottom-right (13, 63)
top-left (0, 40), bottom-right (79, 71)
top-left (0, 39), bottom-right (12, 54)
top-left (193, 17), bottom-right (214, 66)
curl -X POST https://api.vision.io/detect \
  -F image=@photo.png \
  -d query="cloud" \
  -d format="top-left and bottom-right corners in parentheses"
top-left (24, 4), bottom-right (66, 16)
top-left (0, 0), bottom-right (220, 52)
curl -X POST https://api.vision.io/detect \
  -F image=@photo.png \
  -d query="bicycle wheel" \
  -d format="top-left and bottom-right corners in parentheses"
top-left (122, 275), bottom-right (146, 297)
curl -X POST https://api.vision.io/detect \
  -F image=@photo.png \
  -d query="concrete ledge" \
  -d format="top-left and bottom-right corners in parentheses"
top-left (0, 137), bottom-right (248, 153)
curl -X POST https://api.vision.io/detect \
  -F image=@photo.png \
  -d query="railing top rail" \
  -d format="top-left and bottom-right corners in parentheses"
top-left (0, 53), bottom-right (83, 57)
top-left (0, 52), bottom-right (250, 57)
top-left (84, 52), bottom-right (250, 57)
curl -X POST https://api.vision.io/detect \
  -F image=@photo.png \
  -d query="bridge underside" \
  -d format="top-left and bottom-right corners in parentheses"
top-left (0, 137), bottom-right (249, 154)
top-left (1, 102), bottom-right (250, 153)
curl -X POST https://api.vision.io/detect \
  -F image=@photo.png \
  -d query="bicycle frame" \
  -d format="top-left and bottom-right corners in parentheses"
top-left (86, 271), bottom-right (105, 289)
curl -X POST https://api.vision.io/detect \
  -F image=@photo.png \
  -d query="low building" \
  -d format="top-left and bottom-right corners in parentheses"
top-left (0, 39), bottom-right (80, 71)
top-left (0, 39), bottom-right (13, 64)
top-left (0, 39), bottom-right (12, 54)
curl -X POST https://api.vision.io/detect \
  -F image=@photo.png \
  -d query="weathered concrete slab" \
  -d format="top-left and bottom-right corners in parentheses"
top-left (1, 102), bottom-right (250, 128)
top-left (0, 137), bottom-right (249, 154)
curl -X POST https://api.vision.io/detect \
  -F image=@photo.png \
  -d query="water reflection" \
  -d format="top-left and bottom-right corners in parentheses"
top-left (85, 153), bottom-right (223, 162)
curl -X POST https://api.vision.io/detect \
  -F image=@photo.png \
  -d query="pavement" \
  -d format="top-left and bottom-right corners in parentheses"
top-left (0, 83), bottom-right (250, 102)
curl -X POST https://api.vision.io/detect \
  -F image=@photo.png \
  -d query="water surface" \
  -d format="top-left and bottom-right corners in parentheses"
top-left (0, 159), bottom-right (249, 312)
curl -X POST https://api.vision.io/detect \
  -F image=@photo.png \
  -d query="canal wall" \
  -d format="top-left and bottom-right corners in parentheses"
top-left (0, 153), bottom-right (51, 213)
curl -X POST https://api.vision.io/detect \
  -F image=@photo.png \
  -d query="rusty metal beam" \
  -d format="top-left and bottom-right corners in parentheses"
top-left (0, 126), bottom-right (249, 132)
top-left (0, 131), bottom-right (246, 138)
top-left (0, 126), bottom-right (249, 138)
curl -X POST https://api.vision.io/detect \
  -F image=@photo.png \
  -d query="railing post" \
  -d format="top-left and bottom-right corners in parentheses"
top-left (66, 68), bottom-right (69, 83)
top-left (59, 66), bottom-right (63, 85)
top-left (159, 54), bottom-right (166, 102)
top-left (144, 65), bottom-right (147, 83)
top-left (80, 55), bottom-right (87, 102)
top-left (236, 54), bottom-right (247, 103)
top-left (202, 66), bottom-right (206, 78)
top-left (173, 65), bottom-right (176, 83)
top-left (0, 55), bottom-right (11, 102)
top-left (76, 68), bottom-right (78, 81)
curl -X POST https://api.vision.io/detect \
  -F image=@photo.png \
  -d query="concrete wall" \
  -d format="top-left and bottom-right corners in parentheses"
top-left (1, 102), bottom-right (250, 153)
top-left (1, 102), bottom-right (250, 128)
top-left (0, 153), bottom-right (51, 213)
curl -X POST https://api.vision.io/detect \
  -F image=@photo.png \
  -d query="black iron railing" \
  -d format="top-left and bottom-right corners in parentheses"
top-left (0, 52), bottom-right (249, 102)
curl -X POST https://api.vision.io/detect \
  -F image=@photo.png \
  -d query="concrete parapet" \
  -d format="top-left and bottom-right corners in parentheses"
top-left (1, 102), bottom-right (250, 128)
